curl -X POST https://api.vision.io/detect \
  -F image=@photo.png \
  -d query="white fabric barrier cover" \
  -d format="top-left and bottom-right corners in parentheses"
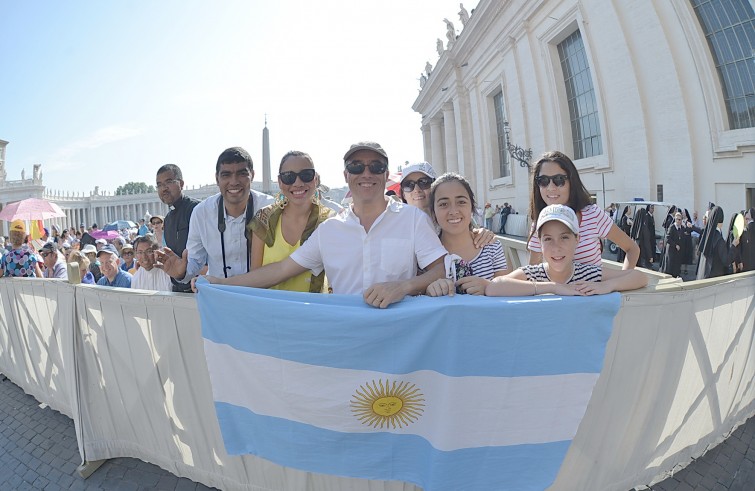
top-left (0, 278), bottom-right (76, 419)
top-left (0, 274), bottom-right (753, 490)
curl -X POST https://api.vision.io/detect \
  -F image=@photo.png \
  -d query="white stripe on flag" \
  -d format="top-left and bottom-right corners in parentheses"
top-left (205, 339), bottom-right (598, 452)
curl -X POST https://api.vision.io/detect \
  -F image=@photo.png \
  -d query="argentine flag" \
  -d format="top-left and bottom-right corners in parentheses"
top-left (197, 284), bottom-right (620, 491)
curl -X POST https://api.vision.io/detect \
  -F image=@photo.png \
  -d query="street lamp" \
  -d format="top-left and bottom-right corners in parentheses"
top-left (503, 121), bottom-right (533, 169)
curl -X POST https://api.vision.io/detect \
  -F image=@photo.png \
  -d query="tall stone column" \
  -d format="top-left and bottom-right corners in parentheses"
top-left (442, 103), bottom-right (459, 174)
top-left (421, 125), bottom-right (432, 163)
top-left (429, 119), bottom-right (446, 174)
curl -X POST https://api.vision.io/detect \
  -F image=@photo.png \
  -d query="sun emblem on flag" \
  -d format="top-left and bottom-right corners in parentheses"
top-left (350, 379), bottom-right (425, 429)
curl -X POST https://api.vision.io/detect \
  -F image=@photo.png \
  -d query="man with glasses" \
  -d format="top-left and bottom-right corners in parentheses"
top-left (153, 164), bottom-right (200, 292)
top-left (38, 243), bottom-right (68, 280)
top-left (156, 148), bottom-right (274, 285)
top-left (199, 141), bottom-right (447, 309)
top-left (131, 235), bottom-right (172, 291)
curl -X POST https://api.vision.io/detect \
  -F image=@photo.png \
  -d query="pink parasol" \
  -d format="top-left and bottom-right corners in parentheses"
top-left (0, 198), bottom-right (66, 222)
top-left (90, 230), bottom-right (120, 240)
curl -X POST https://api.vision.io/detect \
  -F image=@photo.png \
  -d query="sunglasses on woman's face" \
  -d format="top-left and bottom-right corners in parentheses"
top-left (345, 161), bottom-right (388, 175)
top-left (535, 174), bottom-right (569, 188)
top-left (150, 221), bottom-right (162, 226)
top-left (402, 177), bottom-right (434, 193)
top-left (279, 168), bottom-right (316, 185)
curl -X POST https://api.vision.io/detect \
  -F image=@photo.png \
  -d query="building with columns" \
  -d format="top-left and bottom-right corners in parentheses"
top-left (414, 0), bottom-right (755, 218)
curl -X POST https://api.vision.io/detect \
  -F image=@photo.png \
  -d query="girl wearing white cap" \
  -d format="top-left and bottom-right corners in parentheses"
top-left (486, 205), bottom-right (647, 296)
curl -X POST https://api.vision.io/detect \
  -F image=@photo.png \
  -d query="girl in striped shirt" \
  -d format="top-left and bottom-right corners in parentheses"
top-left (486, 204), bottom-right (647, 296)
top-left (426, 173), bottom-right (510, 296)
top-left (526, 151), bottom-right (639, 269)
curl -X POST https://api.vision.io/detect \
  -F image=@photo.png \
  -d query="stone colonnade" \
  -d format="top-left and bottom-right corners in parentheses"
top-left (46, 194), bottom-right (169, 231)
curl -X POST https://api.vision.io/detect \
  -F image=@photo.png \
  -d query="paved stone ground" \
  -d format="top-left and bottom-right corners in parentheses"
top-left (3, 372), bottom-right (755, 490)
top-left (0, 376), bottom-right (217, 490)
top-left (639, 418), bottom-right (755, 491)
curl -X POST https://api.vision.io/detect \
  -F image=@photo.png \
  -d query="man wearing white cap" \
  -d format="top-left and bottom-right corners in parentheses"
top-left (200, 141), bottom-right (448, 308)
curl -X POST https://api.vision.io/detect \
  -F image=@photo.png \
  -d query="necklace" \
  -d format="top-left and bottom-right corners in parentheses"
top-left (544, 262), bottom-right (575, 284)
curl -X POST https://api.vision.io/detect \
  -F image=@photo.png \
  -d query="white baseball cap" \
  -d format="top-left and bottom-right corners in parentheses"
top-left (401, 162), bottom-right (437, 181)
top-left (536, 204), bottom-right (579, 234)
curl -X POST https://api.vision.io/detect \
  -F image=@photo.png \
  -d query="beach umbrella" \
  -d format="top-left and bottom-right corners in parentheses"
top-left (0, 198), bottom-right (66, 221)
top-left (103, 220), bottom-right (137, 231)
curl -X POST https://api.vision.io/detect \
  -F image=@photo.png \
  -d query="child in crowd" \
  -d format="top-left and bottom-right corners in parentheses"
top-left (485, 204), bottom-right (648, 297)
top-left (426, 173), bottom-right (510, 296)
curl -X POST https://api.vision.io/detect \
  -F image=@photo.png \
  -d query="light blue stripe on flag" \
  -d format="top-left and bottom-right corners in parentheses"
top-left (197, 284), bottom-right (620, 491)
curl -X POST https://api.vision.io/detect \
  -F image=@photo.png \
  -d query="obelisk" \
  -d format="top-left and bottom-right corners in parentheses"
top-left (262, 116), bottom-right (272, 194)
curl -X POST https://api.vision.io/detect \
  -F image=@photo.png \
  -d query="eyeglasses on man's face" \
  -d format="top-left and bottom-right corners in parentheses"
top-left (345, 160), bottom-right (388, 175)
top-left (156, 179), bottom-right (179, 190)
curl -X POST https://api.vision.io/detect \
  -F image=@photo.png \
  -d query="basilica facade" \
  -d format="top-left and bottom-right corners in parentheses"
top-left (414, 0), bottom-right (755, 216)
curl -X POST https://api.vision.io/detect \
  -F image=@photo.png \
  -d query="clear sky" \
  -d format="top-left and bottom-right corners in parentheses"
top-left (0, 1), bottom-right (476, 194)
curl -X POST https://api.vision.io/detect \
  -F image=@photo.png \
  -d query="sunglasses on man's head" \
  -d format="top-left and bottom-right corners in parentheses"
top-left (345, 161), bottom-right (388, 175)
top-left (279, 169), bottom-right (316, 185)
top-left (535, 174), bottom-right (569, 188)
top-left (402, 177), bottom-right (434, 193)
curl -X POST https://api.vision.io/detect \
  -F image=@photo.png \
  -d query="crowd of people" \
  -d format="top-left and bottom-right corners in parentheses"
top-left (2, 142), bottom-right (752, 303)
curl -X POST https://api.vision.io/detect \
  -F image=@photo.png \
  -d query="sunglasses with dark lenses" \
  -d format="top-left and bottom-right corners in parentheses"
top-left (535, 174), bottom-right (569, 188)
top-left (402, 177), bottom-right (434, 193)
top-left (279, 168), bottom-right (316, 185)
top-left (345, 161), bottom-right (388, 175)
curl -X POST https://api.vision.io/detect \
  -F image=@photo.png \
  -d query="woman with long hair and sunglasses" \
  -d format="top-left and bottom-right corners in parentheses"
top-left (527, 151), bottom-right (639, 268)
top-left (245, 151), bottom-right (333, 293)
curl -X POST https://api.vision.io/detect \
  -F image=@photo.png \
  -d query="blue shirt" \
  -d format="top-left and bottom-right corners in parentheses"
top-left (97, 269), bottom-right (133, 288)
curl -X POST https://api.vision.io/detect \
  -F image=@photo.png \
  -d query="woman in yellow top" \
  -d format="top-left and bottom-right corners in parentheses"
top-left (248, 151), bottom-right (333, 292)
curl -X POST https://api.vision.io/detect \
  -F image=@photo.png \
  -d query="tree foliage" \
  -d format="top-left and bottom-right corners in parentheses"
top-left (115, 181), bottom-right (156, 195)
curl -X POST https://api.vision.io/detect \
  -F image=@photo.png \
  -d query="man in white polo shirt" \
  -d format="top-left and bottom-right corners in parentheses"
top-left (200, 141), bottom-right (447, 308)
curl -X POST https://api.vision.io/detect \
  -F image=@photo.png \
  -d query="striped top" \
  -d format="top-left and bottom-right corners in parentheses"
top-left (528, 204), bottom-right (613, 265)
top-left (467, 241), bottom-right (508, 280)
top-left (520, 262), bottom-right (603, 283)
